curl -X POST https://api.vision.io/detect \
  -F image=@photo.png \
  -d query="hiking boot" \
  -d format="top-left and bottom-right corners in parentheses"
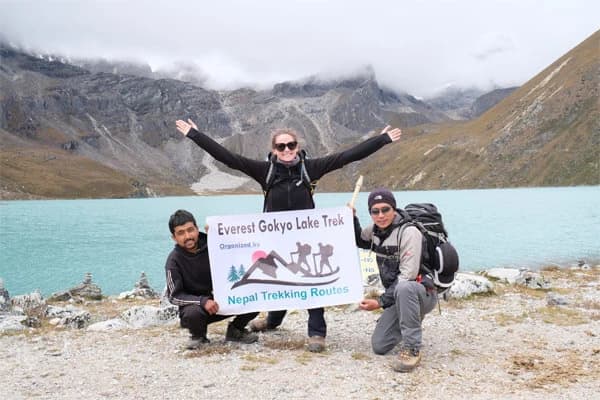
top-left (225, 323), bottom-right (259, 344)
top-left (307, 336), bottom-right (326, 353)
top-left (391, 347), bottom-right (421, 372)
top-left (185, 336), bottom-right (209, 350)
top-left (249, 318), bottom-right (275, 332)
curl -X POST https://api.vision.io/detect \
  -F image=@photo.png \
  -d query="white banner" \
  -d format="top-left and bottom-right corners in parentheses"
top-left (206, 206), bottom-right (363, 315)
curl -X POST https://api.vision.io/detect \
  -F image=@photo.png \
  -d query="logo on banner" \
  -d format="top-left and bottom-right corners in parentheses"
top-left (227, 241), bottom-right (340, 289)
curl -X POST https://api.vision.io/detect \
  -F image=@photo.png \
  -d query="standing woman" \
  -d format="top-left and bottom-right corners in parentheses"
top-left (175, 119), bottom-right (402, 352)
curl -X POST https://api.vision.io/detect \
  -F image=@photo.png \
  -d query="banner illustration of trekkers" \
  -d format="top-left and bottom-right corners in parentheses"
top-left (229, 240), bottom-right (340, 289)
top-left (207, 207), bottom-right (363, 314)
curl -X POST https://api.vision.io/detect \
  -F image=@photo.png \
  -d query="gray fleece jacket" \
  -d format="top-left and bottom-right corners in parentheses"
top-left (354, 213), bottom-right (423, 308)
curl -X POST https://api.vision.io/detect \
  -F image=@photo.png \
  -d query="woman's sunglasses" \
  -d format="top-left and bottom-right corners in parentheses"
top-left (274, 141), bottom-right (298, 152)
top-left (370, 206), bottom-right (392, 215)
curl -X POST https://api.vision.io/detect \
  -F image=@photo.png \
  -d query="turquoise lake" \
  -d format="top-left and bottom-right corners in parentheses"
top-left (1, 186), bottom-right (598, 296)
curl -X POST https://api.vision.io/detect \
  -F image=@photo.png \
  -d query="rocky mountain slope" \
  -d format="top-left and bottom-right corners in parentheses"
top-left (1, 29), bottom-right (596, 199)
top-left (469, 87), bottom-right (518, 118)
top-left (0, 45), bottom-right (455, 198)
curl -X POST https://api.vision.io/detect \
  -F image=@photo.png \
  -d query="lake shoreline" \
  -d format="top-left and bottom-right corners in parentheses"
top-left (2, 260), bottom-right (600, 299)
top-left (2, 187), bottom-right (599, 298)
top-left (2, 185), bottom-right (599, 202)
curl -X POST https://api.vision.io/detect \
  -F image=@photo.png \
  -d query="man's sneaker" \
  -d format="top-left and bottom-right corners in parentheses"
top-left (391, 347), bottom-right (421, 372)
top-left (249, 318), bottom-right (275, 332)
top-left (185, 336), bottom-right (209, 350)
top-left (307, 336), bottom-right (326, 353)
top-left (225, 323), bottom-right (259, 344)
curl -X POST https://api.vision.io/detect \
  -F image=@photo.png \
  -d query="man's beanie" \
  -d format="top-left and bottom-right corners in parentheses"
top-left (367, 188), bottom-right (396, 210)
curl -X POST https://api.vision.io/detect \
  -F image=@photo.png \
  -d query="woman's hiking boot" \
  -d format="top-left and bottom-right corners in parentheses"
top-left (249, 318), bottom-right (276, 332)
top-left (307, 336), bottom-right (326, 353)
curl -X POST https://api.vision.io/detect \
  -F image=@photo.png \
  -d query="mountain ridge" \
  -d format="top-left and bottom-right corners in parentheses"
top-left (318, 29), bottom-right (599, 191)
top-left (1, 30), bottom-right (597, 199)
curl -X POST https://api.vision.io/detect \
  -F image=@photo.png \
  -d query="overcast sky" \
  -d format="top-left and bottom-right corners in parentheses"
top-left (1, 0), bottom-right (598, 97)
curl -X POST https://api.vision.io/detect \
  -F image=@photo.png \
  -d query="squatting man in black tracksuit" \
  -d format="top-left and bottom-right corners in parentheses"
top-left (165, 209), bottom-right (259, 349)
top-left (175, 118), bottom-right (402, 352)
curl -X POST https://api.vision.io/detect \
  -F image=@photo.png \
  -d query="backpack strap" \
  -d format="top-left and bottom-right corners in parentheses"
top-left (392, 219), bottom-right (438, 282)
top-left (299, 155), bottom-right (318, 195)
top-left (264, 155), bottom-right (276, 191)
top-left (411, 220), bottom-right (448, 242)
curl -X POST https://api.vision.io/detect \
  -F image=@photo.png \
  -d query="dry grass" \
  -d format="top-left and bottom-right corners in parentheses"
top-left (493, 284), bottom-right (548, 298)
top-left (242, 354), bottom-right (279, 364)
top-left (534, 306), bottom-right (589, 326)
top-left (491, 312), bottom-right (529, 326)
top-left (263, 336), bottom-right (306, 351)
top-left (0, 143), bottom-right (194, 200)
top-left (184, 344), bottom-right (233, 358)
top-left (449, 348), bottom-right (466, 357)
top-left (508, 350), bottom-right (600, 389)
top-left (295, 351), bottom-right (324, 365)
top-left (0, 147), bottom-right (139, 199)
top-left (351, 352), bottom-right (372, 361)
top-left (577, 299), bottom-right (600, 310)
top-left (489, 304), bottom-right (590, 327)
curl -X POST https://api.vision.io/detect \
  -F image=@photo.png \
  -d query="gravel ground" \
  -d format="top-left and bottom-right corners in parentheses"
top-left (2, 267), bottom-right (599, 400)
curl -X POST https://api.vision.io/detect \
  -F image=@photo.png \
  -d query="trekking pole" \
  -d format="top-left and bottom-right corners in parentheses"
top-left (349, 175), bottom-right (363, 208)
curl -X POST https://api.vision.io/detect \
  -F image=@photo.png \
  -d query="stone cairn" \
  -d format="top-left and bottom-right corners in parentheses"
top-left (119, 272), bottom-right (159, 299)
top-left (70, 272), bottom-right (103, 300)
top-left (49, 272), bottom-right (103, 301)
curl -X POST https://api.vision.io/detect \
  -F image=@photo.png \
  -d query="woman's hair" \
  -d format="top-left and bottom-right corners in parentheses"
top-left (270, 128), bottom-right (300, 149)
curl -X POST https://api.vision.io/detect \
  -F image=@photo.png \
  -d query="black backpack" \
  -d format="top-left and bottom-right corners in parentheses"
top-left (399, 203), bottom-right (459, 291)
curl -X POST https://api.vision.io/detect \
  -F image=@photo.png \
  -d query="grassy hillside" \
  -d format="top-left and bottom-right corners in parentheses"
top-left (0, 131), bottom-right (193, 199)
top-left (320, 30), bottom-right (599, 192)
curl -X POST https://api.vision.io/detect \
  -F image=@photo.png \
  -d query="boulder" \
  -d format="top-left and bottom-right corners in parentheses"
top-left (11, 291), bottom-right (47, 316)
top-left (0, 315), bottom-right (28, 333)
top-left (515, 271), bottom-right (551, 290)
top-left (47, 291), bottom-right (73, 302)
top-left (546, 293), bottom-right (569, 306)
top-left (87, 318), bottom-right (130, 332)
top-left (121, 305), bottom-right (178, 328)
top-left (483, 268), bottom-right (521, 284)
top-left (446, 272), bottom-right (494, 299)
top-left (46, 305), bottom-right (91, 329)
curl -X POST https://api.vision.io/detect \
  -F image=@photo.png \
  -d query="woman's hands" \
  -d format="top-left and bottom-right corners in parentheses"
top-left (380, 125), bottom-right (402, 142)
top-left (175, 119), bottom-right (199, 136)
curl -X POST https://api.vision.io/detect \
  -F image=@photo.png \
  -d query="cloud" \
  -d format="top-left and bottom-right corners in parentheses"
top-left (0, 0), bottom-right (598, 97)
top-left (472, 33), bottom-right (516, 61)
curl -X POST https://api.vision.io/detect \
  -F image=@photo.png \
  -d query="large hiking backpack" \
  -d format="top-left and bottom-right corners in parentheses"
top-left (399, 203), bottom-right (459, 291)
